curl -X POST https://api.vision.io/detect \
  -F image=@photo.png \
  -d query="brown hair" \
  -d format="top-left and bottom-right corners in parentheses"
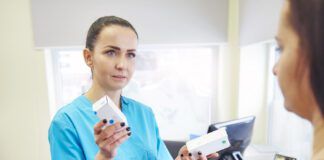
top-left (288, 0), bottom-right (324, 115)
top-left (85, 16), bottom-right (138, 51)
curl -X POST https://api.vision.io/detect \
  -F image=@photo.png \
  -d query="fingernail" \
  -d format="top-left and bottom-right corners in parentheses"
top-left (180, 154), bottom-right (183, 157)
top-left (189, 153), bottom-right (192, 156)
top-left (102, 119), bottom-right (107, 124)
top-left (120, 122), bottom-right (125, 127)
top-left (127, 132), bottom-right (131, 136)
top-left (198, 151), bottom-right (202, 155)
top-left (126, 127), bottom-right (131, 131)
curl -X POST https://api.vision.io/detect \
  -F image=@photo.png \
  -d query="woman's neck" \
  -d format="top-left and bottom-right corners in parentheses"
top-left (311, 108), bottom-right (324, 129)
top-left (84, 82), bottom-right (122, 109)
top-left (312, 110), bottom-right (324, 155)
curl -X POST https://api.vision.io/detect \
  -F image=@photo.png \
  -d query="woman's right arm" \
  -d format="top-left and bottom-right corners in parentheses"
top-left (94, 119), bottom-right (131, 160)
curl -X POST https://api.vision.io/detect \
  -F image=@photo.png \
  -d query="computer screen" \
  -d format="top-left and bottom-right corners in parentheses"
top-left (207, 116), bottom-right (255, 159)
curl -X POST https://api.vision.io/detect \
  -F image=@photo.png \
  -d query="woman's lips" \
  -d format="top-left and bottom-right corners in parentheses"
top-left (112, 75), bottom-right (127, 80)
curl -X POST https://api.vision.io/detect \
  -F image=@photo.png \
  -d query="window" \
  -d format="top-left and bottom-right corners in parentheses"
top-left (46, 45), bottom-right (219, 141)
top-left (45, 48), bottom-right (91, 120)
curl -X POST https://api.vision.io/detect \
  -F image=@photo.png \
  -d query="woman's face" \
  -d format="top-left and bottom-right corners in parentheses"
top-left (87, 25), bottom-right (138, 91)
top-left (273, 1), bottom-right (315, 119)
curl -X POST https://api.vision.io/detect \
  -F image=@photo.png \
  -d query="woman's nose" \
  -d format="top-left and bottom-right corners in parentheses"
top-left (273, 62), bottom-right (278, 76)
top-left (115, 57), bottom-right (126, 70)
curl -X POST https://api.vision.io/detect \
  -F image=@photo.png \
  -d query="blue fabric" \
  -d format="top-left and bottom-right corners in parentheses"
top-left (49, 95), bottom-right (173, 160)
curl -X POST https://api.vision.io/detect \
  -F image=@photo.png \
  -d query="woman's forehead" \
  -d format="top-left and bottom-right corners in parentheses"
top-left (95, 26), bottom-right (138, 50)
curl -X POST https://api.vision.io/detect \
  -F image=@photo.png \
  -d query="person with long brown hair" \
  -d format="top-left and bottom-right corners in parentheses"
top-left (273, 0), bottom-right (324, 159)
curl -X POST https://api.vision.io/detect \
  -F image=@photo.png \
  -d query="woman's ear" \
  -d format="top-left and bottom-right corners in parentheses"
top-left (83, 48), bottom-right (93, 68)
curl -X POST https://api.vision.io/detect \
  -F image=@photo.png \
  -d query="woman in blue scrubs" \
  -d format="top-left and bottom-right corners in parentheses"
top-left (48, 16), bottom-right (215, 160)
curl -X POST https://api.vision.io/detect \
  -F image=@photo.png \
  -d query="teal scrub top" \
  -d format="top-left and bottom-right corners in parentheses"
top-left (48, 95), bottom-right (173, 160)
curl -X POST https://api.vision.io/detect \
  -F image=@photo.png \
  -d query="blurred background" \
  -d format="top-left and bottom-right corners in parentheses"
top-left (0, 0), bottom-right (313, 159)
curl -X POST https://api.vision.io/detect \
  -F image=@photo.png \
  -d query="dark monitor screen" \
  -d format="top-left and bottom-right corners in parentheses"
top-left (207, 116), bottom-right (255, 157)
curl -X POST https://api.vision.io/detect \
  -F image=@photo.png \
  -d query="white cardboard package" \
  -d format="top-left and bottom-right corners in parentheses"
top-left (93, 95), bottom-right (128, 126)
top-left (186, 127), bottom-right (230, 159)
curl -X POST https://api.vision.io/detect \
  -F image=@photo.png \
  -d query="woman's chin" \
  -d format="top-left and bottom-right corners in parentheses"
top-left (284, 101), bottom-right (294, 112)
top-left (110, 83), bottom-right (127, 91)
top-left (284, 101), bottom-right (309, 119)
top-left (105, 80), bottom-right (128, 90)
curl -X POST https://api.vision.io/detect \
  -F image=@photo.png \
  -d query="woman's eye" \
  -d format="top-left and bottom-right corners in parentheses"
top-left (275, 45), bottom-right (283, 55)
top-left (127, 53), bottom-right (136, 58)
top-left (105, 50), bottom-right (116, 56)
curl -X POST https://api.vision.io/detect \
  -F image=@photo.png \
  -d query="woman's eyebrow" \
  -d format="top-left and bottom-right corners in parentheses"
top-left (104, 45), bottom-right (136, 52)
top-left (127, 49), bottom-right (136, 52)
top-left (104, 45), bottom-right (121, 51)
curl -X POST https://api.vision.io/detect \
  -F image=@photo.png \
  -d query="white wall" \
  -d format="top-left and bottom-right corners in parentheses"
top-left (31, 0), bottom-right (229, 47)
top-left (0, 0), bottom-right (50, 159)
top-left (239, 0), bottom-right (282, 45)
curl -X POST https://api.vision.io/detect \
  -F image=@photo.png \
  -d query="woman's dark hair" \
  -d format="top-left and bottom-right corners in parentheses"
top-left (85, 16), bottom-right (138, 51)
top-left (288, 0), bottom-right (324, 115)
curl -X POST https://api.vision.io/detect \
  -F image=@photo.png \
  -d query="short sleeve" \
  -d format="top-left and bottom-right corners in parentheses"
top-left (48, 113), bottom-right (85, 160)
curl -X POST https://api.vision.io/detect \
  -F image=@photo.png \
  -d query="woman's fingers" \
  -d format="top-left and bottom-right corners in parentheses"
top-left (95, 123), bottom-right (115, 144)
top-left (111, 122), bottom-right (126, 133)
top-left (187, 153), bottom-right (193, 160)
top-left (94, 119), bottom-right (108, 135)
top-left (97, 128), bottom-right (130, 149)
top-left (93, 121), bottom-right (131, 159)
top-left (109, 131), bottom-right (131, 148)
top-left (180, 153), bottom-right (192, 160)
top-left (95, 122), bottom-right (129, 144)
top-left (207, 152), bottom-right (219, 158)
top-left (177, 145), bottom-right (220, 160)
top-left (103, 126), bottom-right (130, 146)
top-left (181, 150), bottom-right (219, 160)
top-left (177, 145), bottom-right (194, 160)
top-left (197, 151), bottom-right (207, 160)
top-left (196, 151), bottom-right (219, 160)
top-left (94, 121), bottom-right (126, 135)
top-left (94, 121), bottom-right (130, 143)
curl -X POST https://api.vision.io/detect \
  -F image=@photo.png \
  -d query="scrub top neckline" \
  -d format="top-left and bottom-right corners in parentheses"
top-left (79, 95), bottom-right (93, 106)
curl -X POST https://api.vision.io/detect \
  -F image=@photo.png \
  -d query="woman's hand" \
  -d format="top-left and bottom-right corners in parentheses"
top-left (94, 119), bottom-right (131, 160)
top-left (175, 145), bottom-right (219, 160)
